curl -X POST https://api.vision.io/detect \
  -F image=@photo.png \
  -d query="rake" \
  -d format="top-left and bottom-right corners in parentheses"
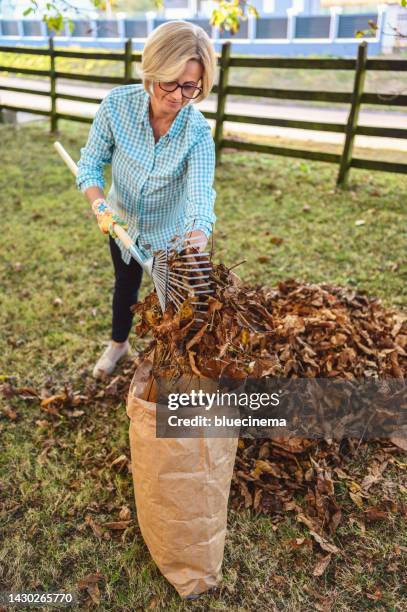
top-left (54, 141), bottom-right (213, 320)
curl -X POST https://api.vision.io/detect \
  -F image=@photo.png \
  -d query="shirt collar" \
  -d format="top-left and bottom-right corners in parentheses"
top-left (138, 90), bottom-right (190, 140)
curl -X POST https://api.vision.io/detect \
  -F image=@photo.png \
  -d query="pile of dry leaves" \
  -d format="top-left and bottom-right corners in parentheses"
top-left (132, 260), bottom-right (406, 562)
top-left (2, 259), bottom-right (405, 578)
top-left (134, 262), bottom-right (406, 380)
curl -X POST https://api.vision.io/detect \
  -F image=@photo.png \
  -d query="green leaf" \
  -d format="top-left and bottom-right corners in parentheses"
top-left (45, 13), bottom-right (65, 34)
top-left (23, 8), bottom-right (33, 16)
top-left (210, 0), bottom-right (258, 34)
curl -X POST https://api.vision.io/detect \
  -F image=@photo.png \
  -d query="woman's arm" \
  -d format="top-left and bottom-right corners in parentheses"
top-left (184, 128), bottom-right (217, 251)
top-left (77, 94), bottom-right (127, 237)
top-left (76, 94), bottom-right (114, 194)
top-left (84, 186), bottom-right (105, 206)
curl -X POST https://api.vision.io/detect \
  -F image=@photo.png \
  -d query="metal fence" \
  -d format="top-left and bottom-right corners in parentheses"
top-left (1, 39), bottom-right (406, 187)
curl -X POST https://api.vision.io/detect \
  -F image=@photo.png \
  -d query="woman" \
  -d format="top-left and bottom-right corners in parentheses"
top-left (76, 20), bottom-right (217, 378)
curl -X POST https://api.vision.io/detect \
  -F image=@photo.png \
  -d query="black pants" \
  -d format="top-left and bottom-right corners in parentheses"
top-left (109, 235), bottom-right (143, 343)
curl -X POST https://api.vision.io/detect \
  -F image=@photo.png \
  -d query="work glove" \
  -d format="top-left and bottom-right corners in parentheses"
top-left (91, 198), bottom-right (128, 239)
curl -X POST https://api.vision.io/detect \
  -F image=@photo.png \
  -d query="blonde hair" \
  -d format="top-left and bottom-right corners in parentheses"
top-left (139, 20), bottom-right (216, 103)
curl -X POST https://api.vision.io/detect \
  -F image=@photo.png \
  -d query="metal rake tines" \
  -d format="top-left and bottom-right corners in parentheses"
top-left (150, 250), bottom-right (170, 312)
top-left (151, 235), bottom-right (214, 318)
top-left (171, 265), bottom-right (213, 272)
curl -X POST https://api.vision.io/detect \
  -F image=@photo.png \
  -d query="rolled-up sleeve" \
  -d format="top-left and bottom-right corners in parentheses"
top-left (184, 127), bottom-right (217, 236)
top-left (76, 94), bottom-right (114, 193)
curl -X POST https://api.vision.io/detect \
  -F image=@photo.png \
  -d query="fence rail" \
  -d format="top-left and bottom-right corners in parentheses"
top-left (0, 39), bottom-right (406, 187)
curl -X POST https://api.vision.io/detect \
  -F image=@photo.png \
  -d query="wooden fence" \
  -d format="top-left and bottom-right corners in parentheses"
top-left (0, 39), bottom-right (406, 187)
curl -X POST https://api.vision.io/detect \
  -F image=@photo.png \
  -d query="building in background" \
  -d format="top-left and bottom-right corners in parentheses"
top-left (1, 0), bottom-right (402, 19)
top-left (162, 0), bottom-right (403, 18)
top-left (321, 1), bottom-right (406, 51)
top-left (320, 0), bottom-right (395, 9)
top-left (0, 0), bottom-right (403, 54)
top-left (162, 0), bottom-right (302, 18)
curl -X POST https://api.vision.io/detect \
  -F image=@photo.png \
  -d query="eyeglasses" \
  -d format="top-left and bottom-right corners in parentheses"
top-left (158, 80), bottom-right (202, 100)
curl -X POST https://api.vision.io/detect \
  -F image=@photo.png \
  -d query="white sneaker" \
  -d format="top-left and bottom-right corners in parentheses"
top-left (93, 340), bottom-right (131, 379)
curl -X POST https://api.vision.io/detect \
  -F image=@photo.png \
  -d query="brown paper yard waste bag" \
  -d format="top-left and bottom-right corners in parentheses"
top-left (126, 355), bottom-right (238, 599)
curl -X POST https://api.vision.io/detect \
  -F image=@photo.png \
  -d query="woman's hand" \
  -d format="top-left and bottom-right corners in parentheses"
top-left (185, 229), bottom-right (208, 252)
top-left (92, 198), bottom-right (128, 239)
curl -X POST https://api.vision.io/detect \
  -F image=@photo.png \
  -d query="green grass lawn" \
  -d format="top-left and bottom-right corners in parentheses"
top-left (0, 120), bottom-right (406, 610)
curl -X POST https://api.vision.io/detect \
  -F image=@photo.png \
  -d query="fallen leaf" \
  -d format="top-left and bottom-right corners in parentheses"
top-left (87, 583), bottom-right (100, 605)
top-left (313, 554), bottom-right (332, 576)
top-left (314, 599), bottom-right (333, 612)
top-left (103, 521), bottom-right (131, 530)
top-left (85, 514), bottom-right (104, 539)
top-left (390, 436), bottom-right (407, 451)
top-left (366, 589), bottom-right (382, 601)
top-left (188, 351), bottom-right (202, 377)
top-left (270, 236), bottom-right (284, 245)
top-left (349, 491), bottom-right (365, 509)
top-left (110, 455), bottom-right (128, 472)
top-left (2, 406), bottom-right (17, 420)
top-left (35, 419), bottom-right (50, 428)
top-left (186, 323), bottom-right (208, 351)
top-left (68, 409), bottom-right (84, 418)
top-left (297, 514), bottom-right (339, 554)
top-left (119, 506), bottom-right (131, 521)
top-left (77, 572), bottom-right (104, 606)
top-left (365, 507), bottom-right (388, 522)
top-left (361, 460), bottom-right (389, 491)
top-left (309, 530), bottom-right (339, 555)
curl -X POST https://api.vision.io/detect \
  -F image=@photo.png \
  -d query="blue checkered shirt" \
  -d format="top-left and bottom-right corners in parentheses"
top-left (76, 84), bottom-right (217, 264)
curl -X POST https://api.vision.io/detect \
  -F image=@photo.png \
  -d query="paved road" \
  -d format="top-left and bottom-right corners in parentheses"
top-left (1, 76), bottom-right (406, 151)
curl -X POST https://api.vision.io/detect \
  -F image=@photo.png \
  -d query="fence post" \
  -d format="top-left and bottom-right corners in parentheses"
top-left (214, 41), bottom-right (231, 166)
top-left (337, 41), bottom-right (367, 188)
top-left (49, 36), bottom-right (57, 134)
top-left (124, 37), bottom-right (132, 84)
